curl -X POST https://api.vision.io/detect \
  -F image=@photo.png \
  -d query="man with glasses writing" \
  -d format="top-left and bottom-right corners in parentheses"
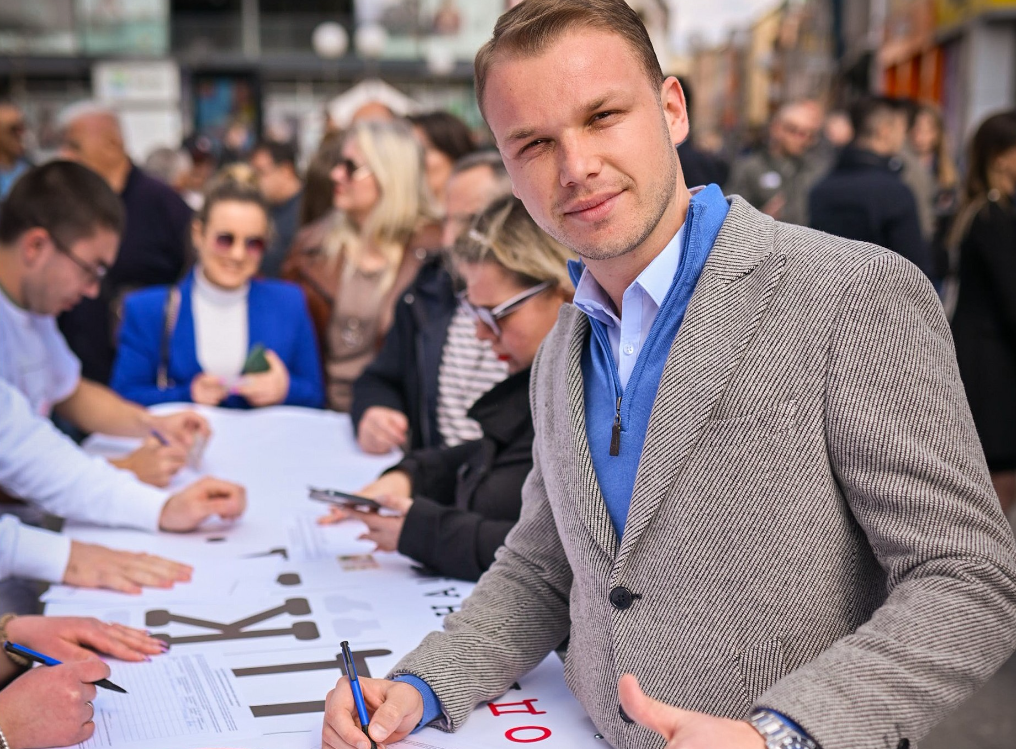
top-left (0, 161), bottom-right (210, 489)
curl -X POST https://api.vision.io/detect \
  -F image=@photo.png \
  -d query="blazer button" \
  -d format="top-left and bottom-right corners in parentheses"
top-left (609, 586), bottom-right (634, 610)
top-left (619, 704), bottom-right (635, 724)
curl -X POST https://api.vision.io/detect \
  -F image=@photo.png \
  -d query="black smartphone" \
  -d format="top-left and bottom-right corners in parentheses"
top-left (308, 486), bottom-right (383, 511)
top-left (242, 343), bottom-right (270, 374)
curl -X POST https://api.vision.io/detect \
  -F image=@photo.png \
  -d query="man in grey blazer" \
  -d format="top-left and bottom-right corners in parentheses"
top-left (323, 2), bottom-right (1016, 749)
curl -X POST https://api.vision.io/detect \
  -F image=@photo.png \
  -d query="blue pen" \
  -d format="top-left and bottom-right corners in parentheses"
top-left (341, 640), bottom-right (376, 748)
top-left (3, 641), bottom-right (127, 693)
top-left (150, 429), bottom-right (171, 447)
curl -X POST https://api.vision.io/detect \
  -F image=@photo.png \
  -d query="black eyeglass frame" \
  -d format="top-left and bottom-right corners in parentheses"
top-left (47, 230), bottom-right (109, 286)
top-left (459, 280), bottom-right (553, 338)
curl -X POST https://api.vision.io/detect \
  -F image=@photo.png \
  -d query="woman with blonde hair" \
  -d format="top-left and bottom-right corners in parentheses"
top-left (320, 195), bottom-right (575, 581)
top-left (285, 120), bottom-right (442, 411)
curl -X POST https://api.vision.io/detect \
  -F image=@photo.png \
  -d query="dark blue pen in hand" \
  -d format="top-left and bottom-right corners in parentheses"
top-left (3, 641), bottom-right (128, 693)
top-left (341, 640), bottom-right (377, 749)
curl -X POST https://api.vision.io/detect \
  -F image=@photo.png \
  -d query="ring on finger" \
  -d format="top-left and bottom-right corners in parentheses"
top-left (85, 700), bottom-right (94, 723)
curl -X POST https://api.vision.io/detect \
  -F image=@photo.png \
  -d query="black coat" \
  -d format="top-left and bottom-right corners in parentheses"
top-left (350, 255), bottom-right (457, 450)
top-left (809, 146), bottom-right (933, 279)
top-left (395, 368), bottom-right (533, 581)
top-left (951, 198), bottom-right (1016, 470)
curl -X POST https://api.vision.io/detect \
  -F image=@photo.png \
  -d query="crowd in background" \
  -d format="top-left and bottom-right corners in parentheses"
top-left (2, 83), bottom-right (1015, 522)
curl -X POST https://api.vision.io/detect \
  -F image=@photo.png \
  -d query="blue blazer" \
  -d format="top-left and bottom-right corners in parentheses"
top-left (112, 272), bottom-right (325, 409)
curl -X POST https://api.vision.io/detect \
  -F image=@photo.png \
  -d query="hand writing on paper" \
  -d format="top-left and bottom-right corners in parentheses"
top-left (323, 676), bottom-right (423, 749)
top-left (617, 674), bottom-right (764, 749)
top-left (357, 407), bottom-right (409, 454)
top-left (191, 373), bottom-right (229, 406)
top-left (110, 435), bottom-right (187, 488)
top-left (159, 476), bottom-right (247, 532)
top-left (0, 660), bottom-right (108, 748)
top-left (63, 541), bottom-right (193, 595)
top-left (4, 616), bottom-right (166, 663)
top-left (149, 410), bottom-right (212, 447)
top-left (234, 350), bottom-right (290, 407)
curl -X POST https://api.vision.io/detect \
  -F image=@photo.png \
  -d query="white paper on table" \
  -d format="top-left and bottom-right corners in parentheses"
top-left (400, 656), bottom-right (605, 749)
top-left (42, 556), bottom-right (283, 605)
top-left (287, 515), bottom-right (376, 561)
top-left (80, 652), bottom-right (260, 749)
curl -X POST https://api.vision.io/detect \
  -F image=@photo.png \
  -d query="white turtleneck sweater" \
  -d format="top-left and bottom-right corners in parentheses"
top-left (193, 267), bottom-right (250, 380)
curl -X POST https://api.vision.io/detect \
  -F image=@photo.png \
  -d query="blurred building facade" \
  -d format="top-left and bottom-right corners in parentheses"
top-left (0, 0), bottom-right (673, 166)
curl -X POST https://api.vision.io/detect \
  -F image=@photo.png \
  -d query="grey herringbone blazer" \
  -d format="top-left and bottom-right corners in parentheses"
top-left (392, 197), bottom-right (1016, 749)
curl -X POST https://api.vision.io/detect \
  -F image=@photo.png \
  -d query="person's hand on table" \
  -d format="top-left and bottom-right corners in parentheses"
top-left (110, 435), bottom-right (187, 488)
top-left (0, 659), bottom-right (108, 748)
top-left (159, 477), bottom-right (247, 532)
top-left (317, 471), bottom-right (412, 527)
top-left (149, 410), bottom-right (211, 448)
top-left (323, 676), bottom-right (423, 749)
top-left (234, 350), bottom-right (290, 407)
top-left (191, 373), bottom-right (229, 406)
top-left (63, 541), bottom-right (192, 595)
top-left (618, 674), bottom-right (765, 749)
top-left (4, 616), bottom-right (166, 663)
top-left (357, 407), bottom-right (409, 454)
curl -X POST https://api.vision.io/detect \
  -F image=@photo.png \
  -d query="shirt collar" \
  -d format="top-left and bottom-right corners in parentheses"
top-left (570, 222), bottom-right (685, 328)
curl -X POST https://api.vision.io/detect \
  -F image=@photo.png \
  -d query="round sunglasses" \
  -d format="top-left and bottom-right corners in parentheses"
top-left (213, 232), bottom-right (267, 254)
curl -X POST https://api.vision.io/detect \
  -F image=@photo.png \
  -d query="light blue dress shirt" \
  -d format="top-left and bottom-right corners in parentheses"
top-left (571, 224), bottom-right (685, 390)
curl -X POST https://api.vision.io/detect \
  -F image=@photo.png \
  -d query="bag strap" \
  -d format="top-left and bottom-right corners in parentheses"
top-left (156, 286), bottom-right (182, 390)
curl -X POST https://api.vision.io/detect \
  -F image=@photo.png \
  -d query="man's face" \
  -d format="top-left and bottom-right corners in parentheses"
top-left (60, 117), bottom-right (117, 175)
top-left (0, 106), bottom-right (26, 161)
top-left (482, 28), bottom-right (686, 262)
top-left (442, 165), bottom-right (501, 247)
top-left (22, 228), bottom-right (119, 315)
top-left (884, 112), bottom-right (910, 155)
top-left (772, 109), bottom-right (819, 158)
top-left (250, 149), bottom-right (291, 204)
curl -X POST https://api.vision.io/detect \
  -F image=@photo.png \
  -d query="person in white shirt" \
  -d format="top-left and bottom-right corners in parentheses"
top-left (0, 613), bottom-right (166, 749)
top-left (0, 160), bottom-right (210, 488)
top-left (0, 379), bottom-right (247, 594)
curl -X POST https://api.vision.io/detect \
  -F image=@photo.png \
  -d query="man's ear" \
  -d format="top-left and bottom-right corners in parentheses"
top-left (661, 77), bottom-right (690, 147)
top-left (18, 228), bottom-right (52, 269)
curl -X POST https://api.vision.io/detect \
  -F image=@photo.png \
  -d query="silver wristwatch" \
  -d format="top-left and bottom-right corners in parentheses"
top-left (749, 709), bottom-right (818, 749)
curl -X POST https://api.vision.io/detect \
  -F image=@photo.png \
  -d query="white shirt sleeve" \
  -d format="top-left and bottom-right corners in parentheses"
top-left (0, 514), bottom-right (72, 583)
top-left (43, 316), bottom-right (82, 406)
top-left (0, 380), bottom-right (166, 532)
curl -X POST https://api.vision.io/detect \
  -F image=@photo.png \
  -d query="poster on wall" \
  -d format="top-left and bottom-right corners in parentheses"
top-left (191, 71), bottom-right (262, 161)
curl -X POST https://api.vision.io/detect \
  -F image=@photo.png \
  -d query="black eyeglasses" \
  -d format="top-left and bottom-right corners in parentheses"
top-left (459, 280), bottom-right (553, 338)
top-left (213, 232), bottom-right (267, 254)
top-left (334, 157), bottom-right (372, 180)
top-left (49, 232), bottom-right (109, 286)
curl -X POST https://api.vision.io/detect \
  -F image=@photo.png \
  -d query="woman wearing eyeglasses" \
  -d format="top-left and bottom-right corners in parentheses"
top-left (319, 196), bottom-right (574, 581)
top-left (110, 166), bottom-right (324, 409)
top-left (284, 120), bottom-right (442, 412)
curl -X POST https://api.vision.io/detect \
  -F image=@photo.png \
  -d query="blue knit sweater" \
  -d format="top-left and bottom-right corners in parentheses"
top-left (573, 184), bottom-right (729, 538)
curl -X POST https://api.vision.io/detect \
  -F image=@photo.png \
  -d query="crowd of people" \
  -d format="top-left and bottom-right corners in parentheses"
top-left (1, 0), bottom-right (1016, 746)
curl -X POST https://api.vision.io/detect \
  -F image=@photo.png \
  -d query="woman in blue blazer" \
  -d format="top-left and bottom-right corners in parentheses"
top-left (112, 167), bottom-right (324, 409)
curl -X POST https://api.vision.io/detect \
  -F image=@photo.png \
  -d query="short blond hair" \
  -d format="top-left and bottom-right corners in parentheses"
top-left (452, 195), bottom-right (575, 294)
top-left (474, 0), bottom-right (664, 119)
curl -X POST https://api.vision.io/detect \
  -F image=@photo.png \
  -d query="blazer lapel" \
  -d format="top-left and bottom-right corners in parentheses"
top-left (564, 310), bottom-right (621, 560)
top-left (614, 198), bottom-right (787, 570)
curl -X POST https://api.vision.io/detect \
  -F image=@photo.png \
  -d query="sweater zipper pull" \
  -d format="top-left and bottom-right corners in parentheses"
top-left (610, 395), bottom-right (622, 457)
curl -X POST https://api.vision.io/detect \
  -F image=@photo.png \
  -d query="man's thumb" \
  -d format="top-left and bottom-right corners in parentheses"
top-left (618, 673), bottom-right (687, 739)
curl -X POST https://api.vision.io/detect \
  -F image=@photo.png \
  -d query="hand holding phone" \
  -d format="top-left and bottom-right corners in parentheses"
top-left (242, 344), bottom-right (270, 375)
top-left (308, 486), bottom-right (383, 511)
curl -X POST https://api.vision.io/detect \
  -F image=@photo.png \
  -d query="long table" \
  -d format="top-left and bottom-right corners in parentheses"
top-left (44, 405), bottom-right (599, 749)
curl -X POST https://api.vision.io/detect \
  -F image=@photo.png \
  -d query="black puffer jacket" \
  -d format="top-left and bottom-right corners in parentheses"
top-left (395, 368), bottom-right (533, 581)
